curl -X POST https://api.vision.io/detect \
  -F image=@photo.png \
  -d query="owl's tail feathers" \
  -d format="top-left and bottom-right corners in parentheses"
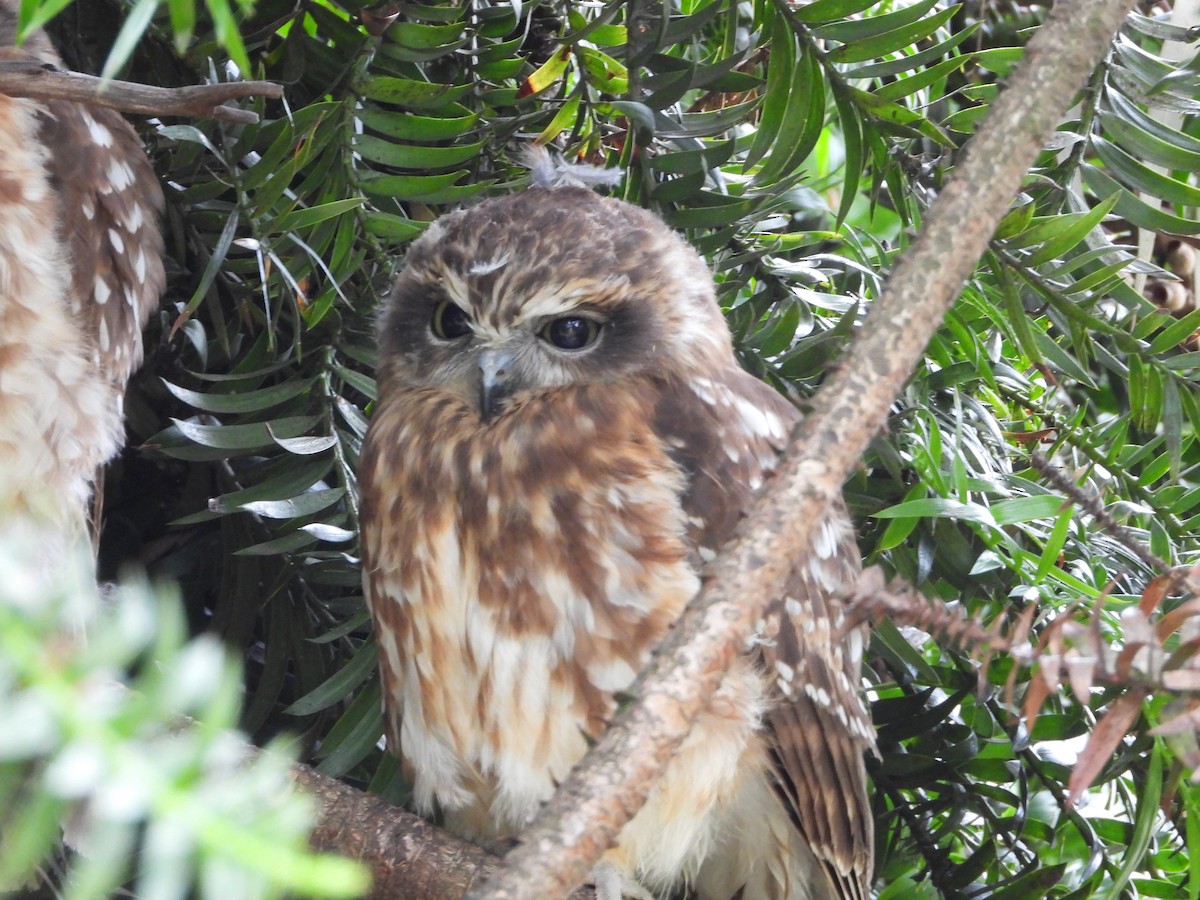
top-left (520, 144), bottom-right (623, 190)
top-left (695, 772), bottom-right (856, 900)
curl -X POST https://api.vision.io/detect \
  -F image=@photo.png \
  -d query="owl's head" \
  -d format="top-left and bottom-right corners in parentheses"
top-left (378, 187), bottom-right (733, 421)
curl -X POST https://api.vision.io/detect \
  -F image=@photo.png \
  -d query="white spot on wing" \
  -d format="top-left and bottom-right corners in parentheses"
top-left (468, 254), bottom-right (509, 276)
top-left (88, 117), bottom-right (114, 148)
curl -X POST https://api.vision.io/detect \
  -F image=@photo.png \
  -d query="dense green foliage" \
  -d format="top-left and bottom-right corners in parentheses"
top-left (8, 0), bottom-right (1200, 895)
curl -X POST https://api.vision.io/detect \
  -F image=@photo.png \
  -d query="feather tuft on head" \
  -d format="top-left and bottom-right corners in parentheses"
top-left (521, 144), bottom-right (623, 190)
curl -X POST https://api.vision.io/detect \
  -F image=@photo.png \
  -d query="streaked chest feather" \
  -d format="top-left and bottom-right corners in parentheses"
top-left (361, 384), bottom-right (698, 834)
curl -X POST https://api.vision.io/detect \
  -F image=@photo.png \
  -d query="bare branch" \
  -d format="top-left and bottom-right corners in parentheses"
top-left (465, 0), bottom-right (1140, 896)
top-left (0, 59), bottom-right (281, 124)
top-left (294, 762), bottom-right (596, 900)
top-left (1029, 450), bottom-right (1173, 574)
top-left (296, 762), bottom-right (497, 898)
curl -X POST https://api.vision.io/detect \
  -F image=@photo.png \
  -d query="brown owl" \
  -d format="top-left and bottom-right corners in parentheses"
top-left (0, 6), bottom-right (164, 539)
top-left (358, 172), bottom-right (874, 899)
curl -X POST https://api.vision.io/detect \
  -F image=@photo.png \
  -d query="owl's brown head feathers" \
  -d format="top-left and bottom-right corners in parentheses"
top-left (378, 187), bottom-right (730, 421)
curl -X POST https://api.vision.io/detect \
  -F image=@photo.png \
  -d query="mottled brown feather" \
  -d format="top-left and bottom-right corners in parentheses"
top-left (655, 370), bottom-right (874, 900)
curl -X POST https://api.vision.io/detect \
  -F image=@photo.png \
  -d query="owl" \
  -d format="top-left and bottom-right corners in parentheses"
top-left (0, 5), bottom-right (164, 540)
top-left (358, 175), bottom-right (874, 899)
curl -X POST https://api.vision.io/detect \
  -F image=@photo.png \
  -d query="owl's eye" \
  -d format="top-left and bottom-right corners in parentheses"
top-left (431, 300), bottom-right (473, 340)
top-left (540, 316), bottom-right (600, 351)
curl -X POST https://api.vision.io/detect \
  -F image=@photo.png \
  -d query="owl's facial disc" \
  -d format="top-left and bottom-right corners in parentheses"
top-left (425, 294), bottom-right (607, 422)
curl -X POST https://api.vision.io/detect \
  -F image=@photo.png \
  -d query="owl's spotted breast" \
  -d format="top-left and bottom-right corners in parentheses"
top-left (360, 376), bottom-right (700, 838)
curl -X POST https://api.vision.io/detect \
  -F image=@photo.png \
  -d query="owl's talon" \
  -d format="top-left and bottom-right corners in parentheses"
top-left (590, 861), bottom-right (656, 900)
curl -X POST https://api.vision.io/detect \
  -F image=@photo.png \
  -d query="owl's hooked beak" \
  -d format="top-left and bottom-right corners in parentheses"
top-left (478, 348), bottom-right (516, 422)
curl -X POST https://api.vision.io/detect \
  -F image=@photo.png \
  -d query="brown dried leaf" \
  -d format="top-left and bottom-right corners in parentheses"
top-left (1166, 636), bottom-right (1200, 671)
top-left (1022, 672), bottom-right (1053, 734)
top-left (1156, 597), bottom-right (1200, 644)
top-left (1182, 565), bottom-right (1200, 597)
top-left (360, 3), bottom-right (400, 36)
top-left (1067, 691), bottom-right (1145, 806)
top-left (1162, 669), bottom-right (1200, 691)
top-left (1149, 699), bottom-right (1200, 737)
top-left (1114, 642), bottom-right (1147, 681)
top-left (1141, 572), bottom-right (1175, 616)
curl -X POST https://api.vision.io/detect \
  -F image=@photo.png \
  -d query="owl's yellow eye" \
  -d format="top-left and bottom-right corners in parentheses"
top-left (540, 316), bottom-right (599, 351)
top-left (432, 300), bottom-right (473, 340)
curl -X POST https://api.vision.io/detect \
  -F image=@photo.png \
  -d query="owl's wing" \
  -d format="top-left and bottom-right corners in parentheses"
top-left (654, 368), bottom-right (874, 900)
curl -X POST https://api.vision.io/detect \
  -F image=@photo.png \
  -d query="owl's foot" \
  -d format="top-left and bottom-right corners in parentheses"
top-left (589, 861), bottom-right (656, 900)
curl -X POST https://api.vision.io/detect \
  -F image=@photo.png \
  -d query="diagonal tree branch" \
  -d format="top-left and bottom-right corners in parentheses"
top-left (464, 0), bottom-right (1140, 896)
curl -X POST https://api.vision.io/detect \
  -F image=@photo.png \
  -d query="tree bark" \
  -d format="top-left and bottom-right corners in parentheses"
top-left (296, 762), bottom-right (595, 899)
top-left (464, 0), bottom-right (1140, 897)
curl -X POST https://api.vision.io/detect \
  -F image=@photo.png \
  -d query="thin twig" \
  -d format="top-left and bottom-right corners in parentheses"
top-left (1029, 450), bottom-right (1172, 574)
top-left (0, 59), bottom-right (281, 124)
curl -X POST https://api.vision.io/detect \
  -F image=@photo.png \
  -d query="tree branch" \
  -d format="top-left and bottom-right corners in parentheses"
top-left (465, 0), bottom-right (1140, 896)
top-left (295, 762), bottom-right (497, 898)
top-left (0, 59), bottom-right (281, 123)
top-left (294, 761), bottom-right (595, 899)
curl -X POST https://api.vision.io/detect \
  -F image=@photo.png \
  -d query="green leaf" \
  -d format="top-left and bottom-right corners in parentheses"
top-left (286, 639), bottom-right (378, 716)
top-left (1035, 507), bottom-right (1075, 580)
top-left (812, 0), bottom-right (940, 42)
top-left (1105, 742), bottom-right (1162, 897)
top-left (164, 415), bottom-right (323, 452)
top-left (1031, 330), bottom-right (1099, 388)
top-left (1023, 195), bottom-right (1119, 267)
top-left (850, 87), bottom-right (954, 146)
top-left (578, 45), bottom-right (629, 94)
top-left (352, 136), bottom-right (486, 170)
top-left (844, 24), bottom-right (979, 79)
top-left (1101, 101), bottom-right (1200, 172)
top-left (872, 498), bottom-right (996, 526)
top-left (871, 54), bottom-right (969, 102)
top-left (756, 47), bottom-right (825, 183)
top-left (357, 77), bottom-right (472, 109)
top-left (314, 680), bottom-right (385, 777)
top-left (1149, 307), bottom-right (1200, 354)
top-left (538, 94), bottom-right (582, 143)
top-left (273, 198), bottom-right (366, 234)
top-left (100, 0), bottom-right (158, 78)
top-left (990, 494), bottom-right (1066, 526)
top-left (744, 13), bottom-right (795, 170)
top-left (357, 104), bottom-right (479, 141)
top-left (518, 45), bottom-right (572, 97)
top-left (387, 20), bottom-right (466, 50)
top-left (175, 458), bottom-right (334, 524)
top-left (827, 6), bottom-right (960, 65)
top-left (236, 487), bottom-right (346, 519)
top-left (793, 0), bottom-right (882, 25)
top-left (362, 213), bottom-right (428, 242)
top-left (360, 171), bottom-right (494, 204)
top-left (1093, 135), bottom-right (1200, 206)
top-left (1084, 164), bottom-right (1200, 234)
top-left (649, 139), bottom-right (736, 175)
top-left (160, 377), bottom-right (316, 414)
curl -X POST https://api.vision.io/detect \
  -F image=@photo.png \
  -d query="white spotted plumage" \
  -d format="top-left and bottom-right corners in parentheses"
top-left (0, 6), bottom-right (164, 546)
